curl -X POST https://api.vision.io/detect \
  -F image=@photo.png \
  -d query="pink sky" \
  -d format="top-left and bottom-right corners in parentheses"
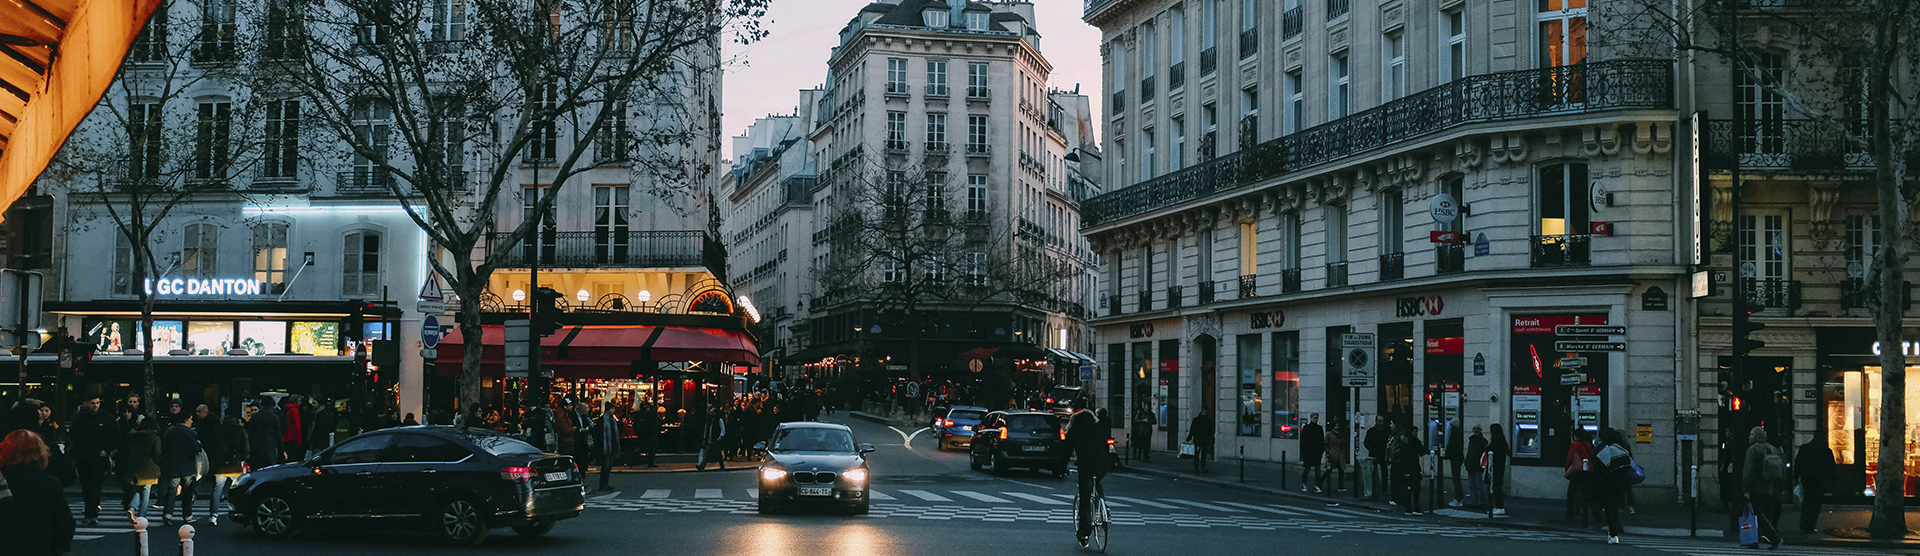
top-left (721, 0), bottom-right (1104, 158)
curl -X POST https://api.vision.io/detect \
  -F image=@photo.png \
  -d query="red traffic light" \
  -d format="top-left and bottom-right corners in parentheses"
top-left (1730, 396), bottom-right (1744, 411)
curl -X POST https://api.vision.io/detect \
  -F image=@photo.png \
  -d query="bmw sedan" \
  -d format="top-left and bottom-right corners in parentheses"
top-left (933, 406), bottom-right (988, 451)
top-left (229, 426), bottom-right (585, 545)
top-left (754, 422), bottom-right (875, 514)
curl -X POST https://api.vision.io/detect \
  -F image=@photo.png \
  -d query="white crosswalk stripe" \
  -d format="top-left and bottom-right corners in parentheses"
top-left (898, 489), bottom-right (952, 502)
top-left (1048, 493), bottom-right (1130, 508)
top-left (746, 489), bottom-right (760, 499)
top-left (694, 489), bottom-right (723, 499)
top-left (949, 490), bottom-right (1013, 503)
top-left (868, 490), bottom-right (897, 500)
top-left (1214, 501), bottom-right (1304, 516)
top-left (1160, 498), bottom-right (1246, 513)
top-left (1624, 538), bottom-right (1896, 556)
top-left (998, 492), bottom-right (1069, 506)
top-left (640, 489), bottom-right (671, 499)
top-left (1105, 496), bottom-right (1183, 509)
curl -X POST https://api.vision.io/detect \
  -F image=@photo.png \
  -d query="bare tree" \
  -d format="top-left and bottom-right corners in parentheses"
top-left (45, 0), bottom-right (271, 405)
top-left (259, 0), bottom-right (768, 406)
top-left (1603, 0), bottom-right (1916, 535)
top-left (813, 156), bottom-right (1076, 412)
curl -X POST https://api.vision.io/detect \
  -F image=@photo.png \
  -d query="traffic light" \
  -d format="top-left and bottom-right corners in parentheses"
top-left (532, 287), bottom-right (564, 336)
top-left (371, 339), bottom-right (399, 368)
top-left (1730, 396), bottom-right (1744, 412)
top-left (1733, 299), bottom-right (1767, 356)
top-left (343, 299), bottom-right (369, 342)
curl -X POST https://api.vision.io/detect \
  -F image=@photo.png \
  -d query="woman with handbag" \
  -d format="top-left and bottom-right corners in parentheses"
top-left (1564, 429), bottom-right (1596, 526)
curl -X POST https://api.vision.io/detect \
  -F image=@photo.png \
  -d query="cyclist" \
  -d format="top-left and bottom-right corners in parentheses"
top-left (1063, 397), bottom-right (1112, 545)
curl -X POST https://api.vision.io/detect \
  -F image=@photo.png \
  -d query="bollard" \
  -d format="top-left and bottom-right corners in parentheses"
top-left (177, 524), bottom-right (195, 556)
top-left (131, 513), bottom-right (148, 556)
top-left (1238, 446), bottom-right (1246, 483)
top-left (1279, 451), bottom-right (1288, 491)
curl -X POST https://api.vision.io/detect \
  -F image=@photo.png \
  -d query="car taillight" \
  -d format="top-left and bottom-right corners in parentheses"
top-left (940, 418), bottom-right (953, 427)
top-left (502, 466), bottom-right (538, 483)
top-left (998, 428), bottom-right (1008, 440)
top-left (1106, 438), bottom-right (1116, 448)
top-left (1059, 428), bottom-right (1067, 440)
top-left (1046, 398), bottom-right (1055, 404)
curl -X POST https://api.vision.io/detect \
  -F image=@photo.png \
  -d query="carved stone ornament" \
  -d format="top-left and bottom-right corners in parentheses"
top-left (1322, 175), bottom-right (1352, 205)
top-left (1381, 2), bottom-right (1406, 31)
top-left (1489, 134), bottom-right (1529, 166)
top-left (1632, 122), bottom-right (1673, 156)
top-left (1582, 125), bottom-right (1622, 158)
top-left (1187, 313), bottom-right (1223, 341)
top-left (1711, 184), bottom-right (1733, 249)
top-left (1455, 140), bottom-right (1484, 171)
top-left (1284, 44), bottom-right (1304, 71)
top-left (1391, 155), bottom-right (1426, 191)
top-left (1808, 185), bottom-right (1841, 242)
top-left (1355, 166), bottom-right (1379, 195)
top-left (1274, 185), bottom-right (1305, 214)
top-left (1329, 26), bottom-right (1350, 53)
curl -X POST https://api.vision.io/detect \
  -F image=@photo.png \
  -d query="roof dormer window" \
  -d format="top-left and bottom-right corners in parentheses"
top-left (926, 9), bottom-right (949, 28)
top-left (966, 11), bottom-right (987, 30)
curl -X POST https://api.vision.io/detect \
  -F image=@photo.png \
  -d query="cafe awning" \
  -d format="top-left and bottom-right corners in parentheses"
top-left (432, 324), bottom-right (759, 379)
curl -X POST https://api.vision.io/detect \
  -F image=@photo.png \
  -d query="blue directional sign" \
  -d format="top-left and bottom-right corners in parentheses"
top-left (422, 315), bottom-right (443, 349)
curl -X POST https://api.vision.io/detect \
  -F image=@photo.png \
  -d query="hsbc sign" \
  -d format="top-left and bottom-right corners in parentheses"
top-left (1395, 295), bottom-right (1445, 318)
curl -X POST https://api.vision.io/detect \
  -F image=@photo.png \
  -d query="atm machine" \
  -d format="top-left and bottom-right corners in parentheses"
top-left (1512, 385), bottom-right (1543, 459)
top-left (1575, 385), bottom-right (1603, 434)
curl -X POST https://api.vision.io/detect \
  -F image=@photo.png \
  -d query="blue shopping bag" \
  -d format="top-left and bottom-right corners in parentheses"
top-left (1738, 503), bottom-right (1761, 548)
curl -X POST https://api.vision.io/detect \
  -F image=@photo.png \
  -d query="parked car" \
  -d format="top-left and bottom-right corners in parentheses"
top-left (755, 422), bottom-right (876, 514)
top-left (933, 406), bottom-right (988, 451)
top-left (968, 411), bottom-right (1066, 476)
top-left (229, 426), bottom-right (584, 545)
top-left (1043, 386), bottom-right (1083, 416)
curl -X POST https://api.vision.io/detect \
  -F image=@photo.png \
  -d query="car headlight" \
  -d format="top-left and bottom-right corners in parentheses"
top-left (843, 468), bottom-right (868, 483)
top-left (761, 467), bottom-right (788, 482)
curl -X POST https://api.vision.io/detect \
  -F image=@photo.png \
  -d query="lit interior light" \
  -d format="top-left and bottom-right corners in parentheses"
top-left (512, 289), bottom-right (526, 301)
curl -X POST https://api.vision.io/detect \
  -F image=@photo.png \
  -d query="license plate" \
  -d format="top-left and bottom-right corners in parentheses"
top-left (1022, 445), bottom-right (1047, 452)
top-left (798, 487), bottom-right (832, 497)
top-left (544, 472), bottom-right (569, 482)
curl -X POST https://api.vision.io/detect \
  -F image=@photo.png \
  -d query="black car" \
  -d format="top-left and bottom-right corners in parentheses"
top-left (754, 422), bottom-right (875, 514)
top-left (968, 411), bottom-right (1067, 476)
top-left (1043, 386), bottom-right (1083, 416)
top-left (229, 425), bottom-right (585, 545)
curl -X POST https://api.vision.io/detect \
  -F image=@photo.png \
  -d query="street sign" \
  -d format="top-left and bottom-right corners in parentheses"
top-left (1555, 325), bottom-right (1625, 336)
top-left (1429, 193), bottom-right (1459, 224)
top-left (0, 270), bottom-right (44, 349)
top-left (420, 348), bottom-right (438, 359)
top-left (1555, 341), bottom-right (1626, 352)
top-left (1341, 333), bottom-right (1377, 387)
top-left (1080, 365), bottom-right (1096, 381)
top-left (1558, 357), bottom-right (1588, 368)
top-left (421, 315), bottom-right (443, 349)
top-left (1473, 353), bottom-right (1486, 376)
top-left (504, 319), bottom-right (530, 377)
top-left (905, 382), bottom-right (920, 398)
top-left (886, 364), bottom-right (908, 371)
top-left (417, 274), bottom-right (446, 314)
top-left (968, 359), bottom-right (983, 372)
top-left (1430, 231), bottom-right (1461, 243)
top-left (1560, 372), bottom-right (1586, 386)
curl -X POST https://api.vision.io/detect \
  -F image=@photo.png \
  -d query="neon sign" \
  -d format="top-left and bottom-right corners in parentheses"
top-left (144, 278), bottom-right (265, 296)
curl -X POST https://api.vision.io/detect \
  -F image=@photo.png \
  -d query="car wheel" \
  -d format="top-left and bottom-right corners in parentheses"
top-left (438, 498), bottom-right (490, 546)
top-left (990, 451), bottom-right (1009, 475)
top-left (969, 451), bottom-right (983, 471)
top-left (511, 518), bottom-right (555, 538)
top-left (250, 492), bottom-right (299, 540)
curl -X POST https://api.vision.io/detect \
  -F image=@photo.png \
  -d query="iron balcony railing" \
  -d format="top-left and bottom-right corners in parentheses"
top-left (926, 84), bottom-right (950, 97)
top-left (1531, 234), bottom-right (1591, 266)
top-left (966, 143), bottom-right (992, 156)
top-left (1436, 242), bottom-right (1466, 274)
top-left (1282, 7), bottom-right (1304, 38)
top-left (1167, 285), bottom-right (1184, 309)
top-left (1703, 119), bottom-right (1915, 171)
top-left (925, 142), bottom-right (952, 157)
top-left (1168, 63), bottom-right (1185, 90)
top-left (1380, 252), bottom-right (1405, 281)
top-left (885, 140), bottom-right (911, 154)
top-left (1741, 278), bottom-right (1802, 310)
top-left (1281, 268), bottom-right (1302, 293)
top-left (1107, 294), bottom-right (1122, 316)
top-left (1112, 90), bottom-right (1126, 113)
top-left (336, 169), bottom-right (391, 195)
top-left (488, 231), bottom-right (722, 276)
top-left (1084, 0), bottom-right (1116, 17)
top-left (1239, 29), bottom-right (1258, 59)
top-left (968, 87), bottom-right (991, 100)
top-left (1327, 262), bottom-right (1349, 287)
top-left (1326, 0), bottom-right (1349, 19)
top-left (1140, 76), bottom-right (1155, 102)
top-left (1082, 59), bottom-right (1674, 226)
top-left (1239, 274), bottom-right (1257, 298)
top-left (1137, 290), bottom-right (1153, 313)
top-left (1200, 47), bottom-right (1217, 75)
top-left (1198, 280), bottom-right (1216, 304)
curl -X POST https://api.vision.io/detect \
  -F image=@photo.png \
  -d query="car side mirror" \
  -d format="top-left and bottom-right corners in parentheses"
top-left (754, 441), bottom-right (767, 451)
top-left (859, 443), bottom-right (875, 454)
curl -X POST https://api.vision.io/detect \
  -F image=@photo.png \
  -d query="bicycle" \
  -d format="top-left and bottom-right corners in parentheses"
top-left (1073, 473), bottom-right (1110, 552)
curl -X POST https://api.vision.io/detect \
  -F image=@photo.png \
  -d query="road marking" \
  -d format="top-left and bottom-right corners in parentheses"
top-left (999, 492), bottom-right (1070, 506)
top-left (1160, 498), bottom-right (1246, 513)
top-left (1216, 501), bottom-right (1303, 515)
top-left (1048, 493), bottom-right (1131, 508)
top-left (906, 426), bottom-right (931, 445)
top-left (746, 489), bottom-right (759, 499)
top-left (695, 489), bottom-right (723, 499)
top-left (640, 489), bottom-right (671, 499)
top-left (1284, 505), bottom-right (1372, 519)
top-left (899, 489), bottom-right (953, 502)
top-left (886, 426), bottom-right (915, 445)
top-left (1000, 479), bottom-right (1056, 490)
top-left (950, 490), bottom-right (1013, 503)
top-left (589, 490), bottom-right (622, 502)
top-left (1106, 496), bottom-right (1182, 509)
top-left (868, 490), bottom-right (897, 501)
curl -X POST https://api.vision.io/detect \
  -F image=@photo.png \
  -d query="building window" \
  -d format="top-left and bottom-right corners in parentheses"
top-left (885, 250), bottom-right (904, 282)
top-left (1329, 52), bottom-right (1350, 119)
top-left (114, 233), bottom-right (135, 296)
top-left (925, 171), bottom-right (949, 212)
top-left (1536, 162), bottom-right (1590, 237)
top-left (343, 231), bottom-right (382, 297)
top-left (967, 174), bottom-right (988, 217)
top-left (195, 102), bottom-right (232, 179)
top-left (431, 0), bottom-right (466, 41)
top-left (264, 100), bottom-right (300, 179)
top-left (1112, 43), bottom-right (1127, 111)
top-left (196, 0), bottom-right (237, 62)
top-left (1284, 212), bottom-right (1302, 270)
top-left (182, 223), bottom-right (218, 279)
top-left (1380, 189), bottom-right (1404, 255)
top-left (1737, 53), bottom-right (1786, 154)
top-left (1139, 23), bottom-right (1156, 102)
top-left (1537, 0), bottom-right (1587, 69)
top-left (131, 6), bottom-right (169, 63)
top-left (1238, 220), bottom-right (1256, 276)
top-left (1846, 214), bottom-right (1881, 280)
top-left (1141, 128), bottom-right (1156, 179)
top-left (886, 111), bottom-right (908, 149)
top-left (253, 222), bottom-right (289, 294)
top-left (594, 185), bottom-right (630, 263)
top-left (966, 11), bottom-right (987, 31)
top-left (262, 0), bottom-right (302, 60)
top-left (886, 58), bottom-right (908, 94)
top-left (967, 251), bottom-right (988, 286)
top-left (1271, 331), bottom-right (1301, 438)
top-left (593, 99), bottom-right (627, 164)
top-left (1441, 9), bottom-right (1466, 83)
top-left (1237, 334), bottom-right (1264, 436)
top-left (1284, 71), bottom-right (1302, 135)
top-left (351, 100), bottom-right (392, 185)
top-left (926, 9), bottom-right (949, 28)
top-left (967, 114), bottom-right (989, 151)
top-left (1169, 7), bottom-right (1186, 89)
top-left (527, 84), bottom-right (558, 162)
top-left (968, 62), bottom-right (989, 98)
top-left (1738, 210), bottom-right (1790, 287)
top-left (927, 60), bottom-right (948, 96)
top-left (128, 102), bottom-right (163, 180)
top-left (1382, 31), bottom-right (1406, 101)
top-left (1201, 0), bottom-right (1218, 74)
top-left (926, 112), bottom-right (947, 146)
top-left (1239, 0), bottom-right (1258, 59)
top-left (1170, 117), bottom-right (1186, 170)
top-left (1324, 204), bottom-right (1347, 262)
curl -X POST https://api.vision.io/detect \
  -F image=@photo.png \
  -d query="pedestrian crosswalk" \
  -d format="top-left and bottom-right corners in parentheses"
top-left (1623, 537), bottom-right (1909, 556)
top-left (62, 503), bottom-right (227, 542)
top-left (585, 487), bottom-right (1405, 524)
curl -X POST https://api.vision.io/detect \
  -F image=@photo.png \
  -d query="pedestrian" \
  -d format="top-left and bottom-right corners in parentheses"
top-left (280, 395), bottom-right (305, 462)
top-left (696, 405), bottom-right (728, 471)
top-left (1131, 405), bottom-right (1156, 461)
top-left (157, 409), bottom-right (203, 525)
top-left (122, 394), bottom-right (152, 432)
top-left (117, 411), bottom-right (161, 519)
top-left (1185, 410), bottom-right (1214, 473)
top-left (1593, 427), bottom-right (1633, 545)
top-left (1743, 426), bottom-right (1787, 549)
top-left (1488, 423), bottom-right (1510, 515)
top-left (1365, 416), bottom-right (1391, 498)
top-left (1390, 424), bottom-right (1425, 515)
top-left (305, 399), bottom-right (335, 451)
top-left (1794, 436), bottom-right (1835, 532)
top-left (403, 413), bottom-right (419, 426)
top-left (66, 395), bottom-right (117, 526)
top-left (204, 413), bottom-right (247, 526)
top-left (1322, 421), bottom-right (1345, 493)
top-left (598, 400), bottom-right (620, 490)
top-left (637, 401), bottom-right (659, 467)
top-left (1564, 428), bottom-right (1596, 525)
top-left (1299, 413), bottom-right (1325, 493)
top-left (1466, 424), bottom-right (1489, 508)
top-left (245, 400), bottom-right (283, 468)
top-left (1445, 417), bottom-right (1466, 507)
top-left (0, 429), bottom-right (77, 556)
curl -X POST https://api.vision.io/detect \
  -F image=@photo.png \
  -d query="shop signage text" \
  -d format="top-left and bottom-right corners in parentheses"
top-left (1558, 357), bottom-right (1587, 368)
top-left (1590, 221), bottom-right (1613, 236)
top-left (1129, 324), bottom-right (1154, 338)
top-left (1555, 325), bottom-right (1625, 336)
top-left (1430, 231), bottom-right (1460, 243)
top-left (1250, 310), bottom-right (1285, 329)
top-left (1555, 341), bottom-right (1627, 352)
top-left (1342, 333), bottom-right (1377, 387)
top-left (1395, 295), bottom-right (1444, 318)
top-left (1430, 194), bottom-right (1459, 224)
top-left (144, 277), bottom-right (264, 296)
top-left (1871, 341), bottom-right (1920, 357)
top-left (1473, 353), bottom-right (1486, 376)
top-left (1425, 336), bottom-right (1464, 355)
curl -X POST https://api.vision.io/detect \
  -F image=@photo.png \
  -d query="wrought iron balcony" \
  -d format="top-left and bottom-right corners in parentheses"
top-left (336, 169), bottom-right (391, 195)
top-left (1140, 76), bottom-right (1155, 102)
top-left (1199, 47), bottom-right (1217, 75)
top-left (1327, 262), bottom-right (1349, 287)
top-left (1107, 294), bottom-right (1122, 316)
top-left (488, 230), bottom-right (722, 276)
top-left (885, 140), bottom-right (911, 154)
top-left (1239, 274), bottom-right (1257, 298)
top-left (1740, 278), bottom-right (1802, 310)
top-left (885, 81), bottom-right (910, 96)
top-left (1281, 268), bottom-right (1302, 293)
top-left (1198, 280), bottom-right (1216, 304)
top-left (1239, 29), bottom-right (1257, 59)
top-left (1436, 242), bottom-right (1466, 274)
top-left (1084, 0), bottom-right (1116, 17)
top-left (1137, 290), bottom-right (1153, 313)
top-left (1112, 90), bottom-right (1126, 113)
top-left (966, 143), bottom-right (992, 157)
top-left (925, 142), bottom-right (952, 157)
top-left (1167, 285), bottom-right (1184, 309)
top-left (1326, 0), bottom-right (1349, 19)
top-left (1531, 234), bottom-right (1591, 266)
top-left (1282, 7), bottom-right (1303, 38)
top-left (926, 84), bottom-right (950, 98)
top-left (1380, 252), bottom-right (1405, 281)
top-left (1168, 63), bottom-right (1185, 90)
top-left (967, 87), bottom-right (991, 101)
top-left (1081, 59), bottom-right (1674, 227)
top-left (1841, 278), bottom-right (1913, 311)
top-left (1702, 119), bottom-right (1914, 171)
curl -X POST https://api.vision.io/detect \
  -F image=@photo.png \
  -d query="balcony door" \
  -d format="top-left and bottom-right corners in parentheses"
top-left (1739, 210), bottom-right (1792, 309)
top-left (1736, 53), bottom-right (1787, 159)
top-left (521, 186), bottom-right (556, 266)
top-left (1535, 0), bottom-right (1587, 107)
top-left (594, 185), bottom-right (630, 265)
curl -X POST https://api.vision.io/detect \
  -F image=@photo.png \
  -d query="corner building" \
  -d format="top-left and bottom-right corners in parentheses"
top-left (1081, 0), bottom-right (1688, 501)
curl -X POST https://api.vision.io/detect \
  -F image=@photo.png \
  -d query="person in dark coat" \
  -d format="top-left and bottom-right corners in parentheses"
top-left (1489, 423), bottom-right (1510, 515)
top-left (246, 401), bottom-right (283, 468)
top-left (1795, 438), bottom-right (1836, 532)
top-left (158, 411), bottom-right (203, 525)
top-left (66, 396), bottom-right (117, 526)
top-left (1445, 418), bottom-right (1466, 507)
top-left (1366, 417), bottom-right (1392, 500)
top-left (1299, 413), bottom-right (1326, 493)
top-left (1390, 424), bottom-right (1426, 515)
top-left (1466, 425), bottom-right (1489, 508)
top-left (205, 415), bottom-right (247, 526)
top-left (1131, 404), bottom-right (1157, 461)
top-left (1185, 410), bottom-right (1215, 473)
top-left (0, 429), bottom-right (76, 556)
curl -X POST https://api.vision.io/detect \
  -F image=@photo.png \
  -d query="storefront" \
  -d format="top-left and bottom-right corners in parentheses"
top-left (1506, 314), bottom-right (1613, 467)
top-left (1816, 327), bottom-right (1920, 501)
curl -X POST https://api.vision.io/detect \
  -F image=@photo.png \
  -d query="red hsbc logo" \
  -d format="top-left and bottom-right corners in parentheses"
top-left (1395, 294), bottom-right (1445, 318)
top-left (1430, 231), bottom-right (1461, 243)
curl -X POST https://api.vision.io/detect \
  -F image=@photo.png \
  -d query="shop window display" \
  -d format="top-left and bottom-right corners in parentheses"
top-left (1831, 366), bottom-right (1920, 496)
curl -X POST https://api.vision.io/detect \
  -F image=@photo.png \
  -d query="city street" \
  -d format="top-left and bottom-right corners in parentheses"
top-left (62, 416), bottom-right (1910, 556)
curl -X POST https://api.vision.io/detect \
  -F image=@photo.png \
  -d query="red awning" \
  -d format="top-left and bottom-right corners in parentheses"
top-left (432, 325), bottom-right (758, 378)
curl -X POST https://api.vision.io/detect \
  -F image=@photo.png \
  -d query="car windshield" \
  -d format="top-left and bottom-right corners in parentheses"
top-left (769, 428), bottom-right (856, 453)
top-left (466, 434), bottom-right (543, 456)
top-left (1003, 414), bottom-right (1059, 432)
top-left (949, 410), bottom-right (986, 422)
top-left (1049, 388), bottom-right (1079, 400)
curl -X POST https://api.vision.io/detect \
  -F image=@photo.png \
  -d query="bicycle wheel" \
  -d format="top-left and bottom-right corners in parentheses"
top-left (1087, 497), bottom-right (1108, 553)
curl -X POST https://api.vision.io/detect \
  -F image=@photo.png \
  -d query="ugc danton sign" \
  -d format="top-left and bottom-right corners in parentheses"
top-left (144, 277), bottom-right (265, 296)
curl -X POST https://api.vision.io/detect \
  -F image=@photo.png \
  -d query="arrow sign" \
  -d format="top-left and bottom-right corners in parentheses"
top-left (1555, 341), bottom-right (1626, 352)
top-left (1558, 357), bottom-right (1587, 368)
top-left (1560, 372), bottom-right (1586, 386)
top-left (1555, 325), bottom-right (1625, 336)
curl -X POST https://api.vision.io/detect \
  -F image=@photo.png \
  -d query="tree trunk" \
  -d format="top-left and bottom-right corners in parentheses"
top-left (137, 238), bottom-right (158, 407)
top-left (457, 271), bottom-right (484, 416)
top-left (1867, 10), bottom-right (1910, 535)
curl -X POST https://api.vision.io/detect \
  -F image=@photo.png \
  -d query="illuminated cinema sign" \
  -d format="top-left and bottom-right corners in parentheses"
top-left (144, 277), bottom-right (265, 296)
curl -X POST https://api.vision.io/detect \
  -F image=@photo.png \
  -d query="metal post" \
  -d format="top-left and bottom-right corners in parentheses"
top-left (1239, 446), bottom-right (1245, 483)
top-left (529, 185), bottom-right (544, 409)
top-left (1280, 451), bottom-right (1289, 491)
top-left (176, 524), bottom-right (194, 556)
top-left (132, 514), bottom-right (148, 556)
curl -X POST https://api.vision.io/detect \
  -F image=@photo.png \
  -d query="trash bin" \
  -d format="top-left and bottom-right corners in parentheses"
top-left (1357, 457), bottom-right (1375, 498)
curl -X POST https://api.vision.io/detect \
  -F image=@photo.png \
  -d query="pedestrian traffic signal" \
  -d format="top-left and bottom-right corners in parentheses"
top-left (1733, 305), bottom-right (1766, 356)
top-left (532, 287), bottom-right (564, 336)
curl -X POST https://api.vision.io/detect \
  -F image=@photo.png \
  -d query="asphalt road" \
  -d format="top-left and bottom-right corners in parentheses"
top-left (65, 415), bottom-right (1906, 556)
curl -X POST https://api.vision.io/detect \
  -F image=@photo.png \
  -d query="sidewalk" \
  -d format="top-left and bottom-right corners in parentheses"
top-left (1112, 448), bottom-right (1920, 548)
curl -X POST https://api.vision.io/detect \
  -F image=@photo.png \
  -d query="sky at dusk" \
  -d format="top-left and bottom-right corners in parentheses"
top-left (720, 0), bottom-right (1104, 158)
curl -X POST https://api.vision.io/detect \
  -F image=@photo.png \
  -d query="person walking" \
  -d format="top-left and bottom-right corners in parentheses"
top-left (66, 395), bottom-right (117, 526)
top-left (1323, 421), bottom-right (1346, 493)
top-left (1365, 417), bottom-right (1391, 499)
top-left (1444, 417), bottom-right (1466, 507)
top-left (1794, 437), bottom-right (1835, 532)
top-left (1390, 424), bottom-right (1426, 515)
top-left (245, 401), bottom-right (283, 468)
top-left (157, 410), bottom-right (203, 525)
top-left (279, 395), bottom-right (305, 462)
top-left (597, 400), bottom-right (621, 490)
top-left (1131, 405), bottom-right (1157, 462)
top-left (1299, 413), bottom-right (1326, 493)
top-left (1186, 410), bottom-right (1215, 474)
top-left (1564, 429), bottom-right (1596, 526)
top-left (1743, 426), bottom-right (1787, 549)
top-left (637, 402), bottom-right (660, 468)
top-left (1593, 427), bottom-right (1633, 545)
top-left (117, 417), bottom-right (161, 518)
top-left (1488, 423), bottom-right (1510, 515)
top-left (204, 413), bottom-right (247, 526)
top-left (0, 430), bottom-right (77, 556)
top-left (696, 405), bottom-right (728, 471)
top-left (1465, 424), bottom-right (1489, 508)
